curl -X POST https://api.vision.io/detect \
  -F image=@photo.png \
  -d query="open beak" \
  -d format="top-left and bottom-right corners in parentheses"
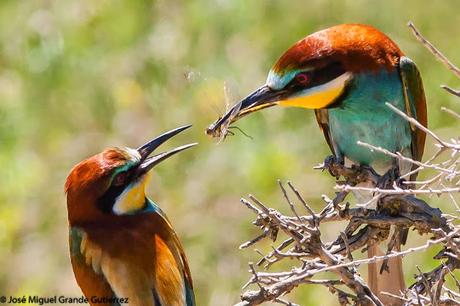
top-left (206, 85), bottom-right (286, 137)
top-left (136, 125), bottom-right (197, 175)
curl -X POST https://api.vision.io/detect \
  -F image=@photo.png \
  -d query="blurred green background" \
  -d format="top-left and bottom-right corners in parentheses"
top-left (0, 0), bottom-right (459, 305)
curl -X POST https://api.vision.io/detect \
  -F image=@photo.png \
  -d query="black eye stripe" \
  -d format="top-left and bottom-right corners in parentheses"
top-left (311, 62), bottom-right (346, 87)
top-left (289, 62), bottom-right (346, 90)
top-left (97, 169), bottom-right (136, 214)
top-left (112, 172), bottom-right (126, 186)
top-left (97, 183), bottom-right (127, 213)
top-left (112, 169), bottom-right (136, 186)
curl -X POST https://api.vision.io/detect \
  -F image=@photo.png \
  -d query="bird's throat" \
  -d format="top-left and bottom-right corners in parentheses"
top-left (279, 85), bottom-right (344, 109)
top-left (112, 174), bottom-right (151, 215)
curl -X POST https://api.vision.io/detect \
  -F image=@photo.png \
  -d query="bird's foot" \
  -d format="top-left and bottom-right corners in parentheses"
top-left (316, 155), bottom-right (344, 179)
top-left (377, 167), bottom-right (402, 189)
top-left (317, 156), bottom-right (382, 186)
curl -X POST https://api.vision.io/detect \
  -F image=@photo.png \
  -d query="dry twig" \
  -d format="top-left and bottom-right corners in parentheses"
top-left (235, 22), bottom-right (460, 306)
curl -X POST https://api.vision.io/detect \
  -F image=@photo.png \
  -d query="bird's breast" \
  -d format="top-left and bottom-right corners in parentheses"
top-left (328, 71), bottom-right (413, 173)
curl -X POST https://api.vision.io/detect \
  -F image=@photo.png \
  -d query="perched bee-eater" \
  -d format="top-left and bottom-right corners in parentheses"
top-left (65, 125), bottom-right (197, 306)
top-left (207, 24), bottom-right (427, 305)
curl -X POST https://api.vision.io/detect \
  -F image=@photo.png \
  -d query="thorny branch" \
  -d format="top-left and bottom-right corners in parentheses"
top-left (235, 22), bottom-right (460, 306)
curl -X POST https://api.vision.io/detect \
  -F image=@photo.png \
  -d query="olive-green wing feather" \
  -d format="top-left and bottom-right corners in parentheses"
top-left (399, 56), bottom-right (428, 165)
top-left (398, 57), bottom-right (427, 245)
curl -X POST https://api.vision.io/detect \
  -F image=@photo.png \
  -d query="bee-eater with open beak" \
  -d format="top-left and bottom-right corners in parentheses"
top-left (65, 125), bottom-right (197, 306)
top-left (207, 24), bottom-right (427, 305)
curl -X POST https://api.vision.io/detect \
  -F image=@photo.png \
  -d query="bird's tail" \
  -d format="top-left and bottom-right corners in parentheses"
top-left (353, 182), bottom-right (405, 306)
top-left (368, 242), bottom-right (405, 305)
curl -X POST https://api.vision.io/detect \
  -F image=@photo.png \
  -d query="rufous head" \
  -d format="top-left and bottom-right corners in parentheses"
top-left (206, 24), bottom-right (403, 138)
top-left (65, 125), bottom-right (196, 225)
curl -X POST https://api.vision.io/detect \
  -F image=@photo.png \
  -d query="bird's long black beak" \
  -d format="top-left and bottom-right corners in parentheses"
top-left (136, 125), bottom-right (197, 175)
top-left (206, 85), bottom-right (286, 138)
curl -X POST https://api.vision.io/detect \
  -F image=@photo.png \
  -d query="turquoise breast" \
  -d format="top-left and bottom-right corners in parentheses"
top-left (328, 71), bottom-right (412, 171)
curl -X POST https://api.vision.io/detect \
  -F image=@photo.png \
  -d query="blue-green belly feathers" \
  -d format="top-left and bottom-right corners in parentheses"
top-left (328, 71), bottom-right (412, 170)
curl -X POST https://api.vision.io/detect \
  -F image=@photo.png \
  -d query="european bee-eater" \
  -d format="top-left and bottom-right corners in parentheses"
top-left (207, 24), bottom-right (427, 305)
top-left (65, 125), bottom-right (197, 306)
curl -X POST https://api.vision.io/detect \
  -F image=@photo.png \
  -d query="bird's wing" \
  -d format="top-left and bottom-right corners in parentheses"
top-left (70, 211), bottom-right (195, 306)
top-left (398, 57), bottom-right (428, 244)
top-left (314, 109), bottom-right (341, 159)
top-left (170, 231), bottom-right (195, 306)
top-left (151, 205), bottom-right (196, 306)
top-left (398, 56), bottom-right (427, 164)
top-left (69, 227), bottom-right (120, 306)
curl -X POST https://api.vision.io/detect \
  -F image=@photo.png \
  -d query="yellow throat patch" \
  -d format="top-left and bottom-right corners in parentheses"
top-left (279, 72), bottom-right (352, 109)
top-left (112, 173), bottom-right (151, 215)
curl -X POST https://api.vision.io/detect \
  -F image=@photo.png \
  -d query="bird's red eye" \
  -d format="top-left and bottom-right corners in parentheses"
top-left (295, 73), bottom-right (310, 86)
top-left (113, 171), bottom-right (127, 186)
